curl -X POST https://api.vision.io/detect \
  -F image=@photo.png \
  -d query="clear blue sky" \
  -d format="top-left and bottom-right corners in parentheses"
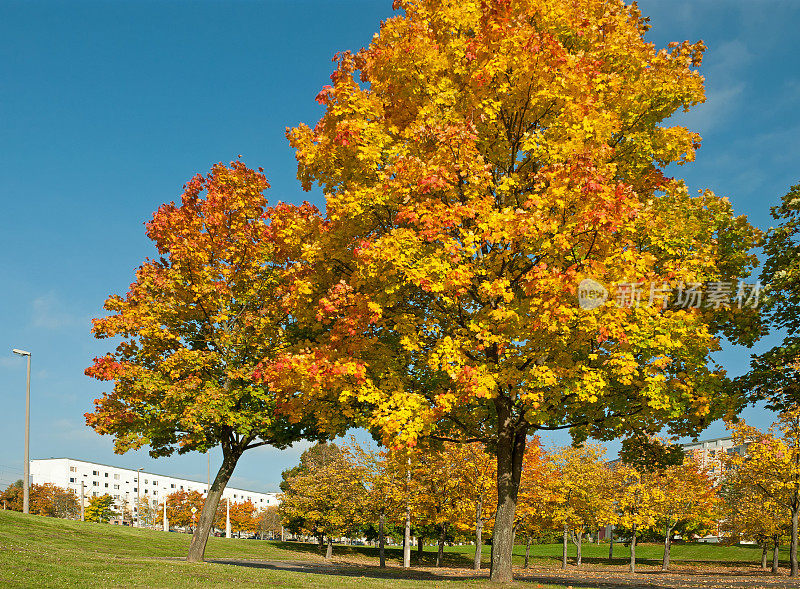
top-left (1, 0), bottom-right (798, 493)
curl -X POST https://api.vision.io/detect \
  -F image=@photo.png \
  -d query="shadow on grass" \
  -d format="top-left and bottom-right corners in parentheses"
top-left (269, 541), bottom-right (479, 568)
top-left (208, 559), bottom-right (460, 582)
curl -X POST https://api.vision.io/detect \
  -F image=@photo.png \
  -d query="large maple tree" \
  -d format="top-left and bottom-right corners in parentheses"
top-left (262, 0), bottom-right (761, 580)
top-left (85, 162), bottom-right (326, 562)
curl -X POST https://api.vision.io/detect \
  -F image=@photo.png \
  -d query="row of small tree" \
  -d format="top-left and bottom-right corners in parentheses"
top-left (279, 411), bottom-right (800, 577)
top-left (0, 482), bottom-right (280, 538)
top-left (0, 482), bottom-right (80, 518)
top-left (278, 439), bottom-right (717, 573)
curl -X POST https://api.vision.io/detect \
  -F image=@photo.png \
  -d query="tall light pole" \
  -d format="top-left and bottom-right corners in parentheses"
top-left (12, 349), bottom-right (31, 515)
top-left (136, 468), bottom-right (143, 527)
top-left (162, 487), bottom-right (169, 532)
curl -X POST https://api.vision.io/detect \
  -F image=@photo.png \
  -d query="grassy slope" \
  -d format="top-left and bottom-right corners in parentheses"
top-left (0, 511), bottom-right (574, 588)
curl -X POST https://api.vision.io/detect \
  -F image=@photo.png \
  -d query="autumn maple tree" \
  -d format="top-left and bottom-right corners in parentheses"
top-left (352, 443), bottom-right (409, 567)
top-left (85, 494), bottom-right (117, 523)
top-left (515, 439), bottom-right (559, 568)
top-left (261, 0), bottom-right (761, 581)
top-left (613, 464), bottom-right (659, 574)
top-left (551, 444), bottom-right (615, 568)
top-left (165, 490), bottom-right (206, 531)
top-left (0, 481), bottom-right (79, 519)
top-left (651, 461), bottom-right (718, 571)
top-left (727, 411), bottom-right (800, 576)
top-left (721, 457), bottom-right (786, 573)
top-left (279, 442), bottom-right (368, 559)
top-left (84, 162), bottom-right (325, 562)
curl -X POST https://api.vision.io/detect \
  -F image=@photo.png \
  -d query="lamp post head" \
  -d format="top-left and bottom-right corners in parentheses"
top-left (12, 349), bottom-right (30, 356)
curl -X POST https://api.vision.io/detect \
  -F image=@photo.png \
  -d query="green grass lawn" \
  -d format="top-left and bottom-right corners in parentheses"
top-left (0, 510), bottom-right (774, 588)
top-left (0, 511), bottom-right (576, 588)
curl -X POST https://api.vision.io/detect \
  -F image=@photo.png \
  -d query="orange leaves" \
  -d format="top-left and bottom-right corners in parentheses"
top-left (84, 161), bottom-right (334, 459)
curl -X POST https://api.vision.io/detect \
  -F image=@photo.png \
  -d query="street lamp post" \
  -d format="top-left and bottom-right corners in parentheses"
top-left (136, 468), bottom-right (143, 527)
top-left (12, 349), bottom-right (31, 515)
top-left (162, 487), bottom-right (169, 532)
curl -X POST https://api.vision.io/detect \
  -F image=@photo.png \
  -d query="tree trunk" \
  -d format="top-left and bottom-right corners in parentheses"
top-left (418, 535), bottom-right (424, 562)
top-left (403, 479), bottom-right (411, 568)
top-left (379, 512), bottom-right (386, 568)
top-left (474, 500), bottom-right (483, 571)
top-left (524, 536), bottom-right (531, 568)
top-left (576, 530), bottom-right (582, 567)
top-left (629, 523), bottom-right (637, 574)
top-left (662, 524), bottom-right (672, 571)
top-left (187, 446), bottom-right (242, 562)
top-left (773, 536), bottom-right (780, 574)
top-left (436, 524), bottom-right (447, 567)
top-left (562, 524), bottom-right (568, 569)
top-left (762, 543), bottom-right (768, 570)
top-left (608, 527), bottom-right (614, 562)
top-left (318, 535), bottom-right (325, 552)
top-left (791, 504), bottom-right (798, 577)
top-left (489, 407), bottom-right (527, 583)
top-left (326, 536), bottom-right (333, 560)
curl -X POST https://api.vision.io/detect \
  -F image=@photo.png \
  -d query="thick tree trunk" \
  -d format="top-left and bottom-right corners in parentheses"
top-left (762, 543), bottom-right (769, 570)
top-left (524, 536), bottom-right (531, 568)
top-left (629, 524), bottom-right (637, 574)
top-left (474, 500), bottom-right (483, 571)
top-left (379, 512), bottom-right (386, 568)
top-left (187, 446), bottom-right (242, 562)
top-left (326, 536), bottom-right (333, 560)
top-left (418, 535), bottom-right (424, 562)
top-left (662, 525), bottom-right (672, 571)
top-left (436, 524), bottom-right (447, 567)
top-left (608, 527), bottom-right (614, 562)
top-left (562, 524), bottom-right (569, 569)
top-left (791, 505), bottom-right (798, 577)
top-left (318, 535), bottom-right (325, 552)
top-left (489, 405), bottom-right (527, 583)
top-left (773, 536), bottom-right (780, 574)
top-left (576, 530), bottom-right (582, 567)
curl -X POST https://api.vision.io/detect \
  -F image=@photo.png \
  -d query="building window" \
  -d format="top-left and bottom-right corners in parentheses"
top-left (114, 474), bottom-right (120, 480)
top-left (144, 479), bottom-right (148, 484)
top-left (144, 489), bottom-right (148, 494)
top-left (92, 481), bottom-right (99, 487)
top-left (153, 490), bottom-right (158, 496)
top-left (69, 466), bottom-right (77, 472)
top-left (153, 480), bottom-right (158, 486)
top-left (133, 487), bottom-right (137, 492)
top-left (171, 484), bottom-right (175, 489)
top-left (104, 483), bottom-right (109, 488)
top-left (69, 477), bottom-right (76, 483)
top-left (93, 492), bottom-right (98, 497)
top-left (105, 472), bottom-right (109, 477)
top-left (93, 470), bottom-right (99, 476)
top-left (113, 484), bottom-right (119, 490)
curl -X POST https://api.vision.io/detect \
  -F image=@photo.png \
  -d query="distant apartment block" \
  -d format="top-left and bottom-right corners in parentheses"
top-left (681, 436), bottom-right (748, 480)
top-left (30, 458), bottom-right (279, 523)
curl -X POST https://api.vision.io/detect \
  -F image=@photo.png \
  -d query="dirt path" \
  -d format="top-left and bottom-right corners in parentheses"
top-left (206, 558), bottom-right (800, 588)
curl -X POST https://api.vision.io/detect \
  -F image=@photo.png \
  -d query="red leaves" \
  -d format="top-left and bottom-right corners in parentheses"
top-left (85, 355), bottom-right (123, 381)
top-left (418, 173), bottom-right (450, 194)
top-left (315, 85), bottom-right (334, 104)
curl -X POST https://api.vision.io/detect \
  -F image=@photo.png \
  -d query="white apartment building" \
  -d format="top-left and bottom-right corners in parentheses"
top-left (30, 458), bottom-right (279, 522)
